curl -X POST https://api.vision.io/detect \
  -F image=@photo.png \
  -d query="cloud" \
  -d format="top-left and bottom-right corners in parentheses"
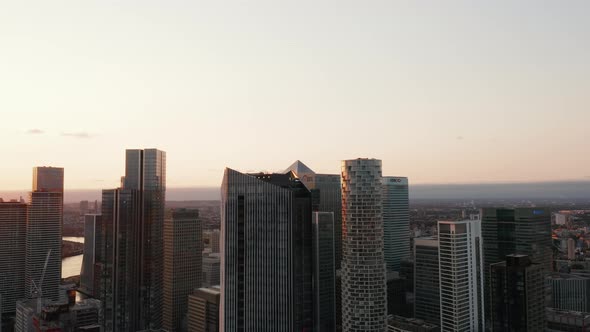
top-left (27, 129), bottom-right (44, 134)
top-left (61, 132), bottom-right (93, 139)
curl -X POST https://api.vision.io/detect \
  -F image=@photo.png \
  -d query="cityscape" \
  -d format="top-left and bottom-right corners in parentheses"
top-left (1, 152), bottom-right (590, 331)
top-left (2, 1), bottom-right (590, 332)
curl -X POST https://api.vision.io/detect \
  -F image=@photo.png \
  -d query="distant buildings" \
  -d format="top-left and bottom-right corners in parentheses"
top-left (81, 214), bottom-right (101, 296)
top-left (163, 208), bottom-right (202, 332)
top-left (438, 220), bottom-right (485, 332)
top-left (26, 167), bottom-right (64, 302)
top-left (188, 286), bottom-right (220, 332)
top-left (382, 176), bottom-right (410, 272)
top-left (548, 273), bottom-right (590, 312)
top-left (546, 308), bottom-right (590, 332)
top-left (490, 254), bottom-right (545, 331)
top-left (97, 149), bottom-right (166, 331)
top-left (568, 238), bottom-right (577, 260)
top-left (15, 297), bottom-right (101, 332)
top-left (413, 237), bottom-right (440, 325)
top-left (312, 211), bottom-right (336, 331)
top-left (341, 158), bottom-right (387, 332)
top-left (221, 169), bottom-right (313, 331)
top-left (0, 200), bottom-right (27, 317)
top-left (202, 253), bottom-right (221, 287)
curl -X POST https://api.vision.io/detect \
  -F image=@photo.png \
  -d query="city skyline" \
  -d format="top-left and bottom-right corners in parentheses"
top-left (1, 1), bottom-right (590, 190)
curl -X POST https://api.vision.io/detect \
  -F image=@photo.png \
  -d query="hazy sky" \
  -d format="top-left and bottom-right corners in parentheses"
top-left (1, 1), bottom-right (589, 191)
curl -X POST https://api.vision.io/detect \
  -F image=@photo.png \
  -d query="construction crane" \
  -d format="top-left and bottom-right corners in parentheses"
top-left (30, 250), bottom-right (51, 314)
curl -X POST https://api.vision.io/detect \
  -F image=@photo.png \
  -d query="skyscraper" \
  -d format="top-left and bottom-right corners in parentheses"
top-left (0, 200), bottom-right (27, 317)
top-left (341, 158), bottom-right (387, 332)
top-left (490, 254), bottom-right (545, 331)
top-left (221, 169), bottom-right (312, 331)
top-left (188, 286), bottom-right (220, 332)
top-left (286, 160), bottom-right (343, 269)
top-left (382, 176), bottom-right (410, 272)
top-left (481, 208), bottom-right (552, 322)
top-left (163, 208), bottom-right (202, 332)
top-left (313, 211), bottom-right (336, 332)
top-left (81, 214), bottom-right (101, 296)
top-left (202, 253), bottom-right (221, 287)
top-left (548, 272), bottom-right (590, 312)
top-left (414, 237), bottom-right (440, 325)
top-left (96, 149), bottom-right (165, 331)
top-left (438, 220), bottom-right (485, 332)
top-left (26, 167), bottom-right (64, 302)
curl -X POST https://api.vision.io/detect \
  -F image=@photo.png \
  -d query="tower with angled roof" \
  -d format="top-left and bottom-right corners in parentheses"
top-left (221, 168), bottom-right (313, 331)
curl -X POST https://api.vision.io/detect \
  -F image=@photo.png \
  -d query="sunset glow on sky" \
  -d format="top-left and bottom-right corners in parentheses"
top-left (1, 1), bottom-right (589, 191)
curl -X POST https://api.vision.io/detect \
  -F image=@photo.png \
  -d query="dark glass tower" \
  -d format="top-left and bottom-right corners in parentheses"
top-left (221, 169), bottom-right (312, 331)
top-left (490, 255), bottom-right (545, 331)
top-left (97, 149), bottom-right (165, 332)
top-left (481, 208), bottom-right (552, 323)
top-left (413, 237), bottom-right (440, 326)
top-left (312, 211), bottom-right (336, 332)
top-left (285, 161), bottom-right (342, 269)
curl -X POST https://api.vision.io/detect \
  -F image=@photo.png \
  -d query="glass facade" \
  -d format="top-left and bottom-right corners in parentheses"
top-left (221, 169), bottom-right (313, 331)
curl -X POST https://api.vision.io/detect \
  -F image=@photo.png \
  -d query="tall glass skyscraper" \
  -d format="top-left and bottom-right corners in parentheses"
top-left (341, 158), bottom-right (387, 332)
top-left (382, 176), bottom-right (410, 272)
top-left (81, 214), bottom-right (101, 296)
top-left (413, 237), bottom-right (440, 325)
top-left (97, 149), bottom-right (165, 332)
top-left (285, 160), bottom-right (343, 269)
top-left (26, 167), bottom-right (64, 302)
top-left (221, 169), bottom-right (313, 331)
top-left (312, 211), bottom-right (336, 332)
top-left (481, 208), bottom-right (552, 324)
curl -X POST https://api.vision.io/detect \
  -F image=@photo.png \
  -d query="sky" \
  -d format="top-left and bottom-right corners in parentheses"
top-left (1, 1), bottom-right (589, 191)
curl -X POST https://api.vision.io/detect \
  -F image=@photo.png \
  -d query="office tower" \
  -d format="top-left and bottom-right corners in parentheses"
top-left (490, 254), bottom-right (545, 331)
top-left (32, 166), bottom-right (64, 192)
top-left (286, 160), bottom-right (343, 269)
top-left (25, 167), bottom-right (64, 303)
top-left (548, 273), bottom-right (590, 312)
top-left (80, 214), bottom-right (100, 296)
top-left (438, 220), bottom-right (485, 332)
top-left (202, 253), bottom-right (221, 287)
top-left (0, 201), bottom-right (27, 318)
top-left (387, 272), bottom-right (410, 317)
top-left (313, 211), bottom-right (336, 331)
top-left (210, 229), bottom-right (220, 253)
top-left (387, 316), bottom-right (440, 332)
top-left (568, 238), bottom-right (576, 260)
top-left (414, 238), bottom-right (440, 325)
top-left (221, 169), bottom-right (312, 331)
top-left (97, 149), bottom-right (166, 331)
top-left (341, 158), bottom-right (387, 332)
top-left (382, 176), bottom-right (410, 272)
top-left (481, 208), bottom-right (552, 321)
top-left (163, 209), bottom-right (202, 332)
top-left (188, 286), bottom-right (220, 332)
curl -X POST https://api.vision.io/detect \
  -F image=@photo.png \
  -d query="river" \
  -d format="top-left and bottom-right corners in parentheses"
top-left (62, 236), bottom-right (84, 278)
